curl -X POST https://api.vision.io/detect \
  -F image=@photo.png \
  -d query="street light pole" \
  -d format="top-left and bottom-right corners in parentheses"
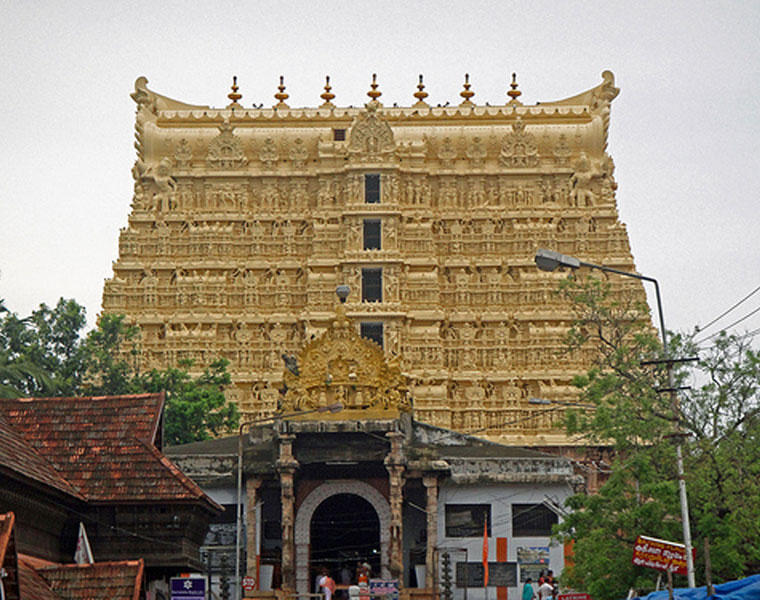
top-left (534, 249), bottom-right (696, 587)
top-left (234, 402), bottom-right (343, 600)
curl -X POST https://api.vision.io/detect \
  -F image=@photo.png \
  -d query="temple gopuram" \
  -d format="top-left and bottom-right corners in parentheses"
top-left (103, 71), bottom-right (644, 446)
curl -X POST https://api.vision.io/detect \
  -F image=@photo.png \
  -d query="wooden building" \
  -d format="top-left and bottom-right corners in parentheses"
top-left (0, 393), bottom-right (221, 599)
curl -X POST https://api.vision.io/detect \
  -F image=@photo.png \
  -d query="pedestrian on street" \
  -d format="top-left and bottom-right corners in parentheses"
top-left (522, 577), bottom-right (536, 600)
top-left (319, 567), bottom-right (336, 600)
top-left (538, 577), bottom-right (553, 600)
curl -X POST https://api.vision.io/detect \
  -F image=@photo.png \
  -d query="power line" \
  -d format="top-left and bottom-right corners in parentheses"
top-left (695, 304), bottom-right (760, 345)
top-left (696, 283), bottom-right (760, 336)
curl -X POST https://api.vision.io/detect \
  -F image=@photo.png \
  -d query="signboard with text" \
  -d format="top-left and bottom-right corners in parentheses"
top-left (632, 535), bottom-right (694, 576)
top-left (170, 576), bottom-right (206, 599)
top-left (558, 593), bottom-right (592, 600)
top-left (369, 579), bottom-right (399, 600)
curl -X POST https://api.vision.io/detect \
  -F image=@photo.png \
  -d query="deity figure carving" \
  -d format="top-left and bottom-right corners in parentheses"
top-left (499, 117), bottom-right (540, 168)
top-left (145, 157), bottom-right (176, 213)
top-left (259, 137), bottom-right (280, 169)
top-left (437, 137), bottom-right (457, 167)
top-left (206, 120), bottom-right (247, 169)
top-left (289, 137), bottom-right (309, 169)
top-left (571, 152), bottom-right (600, 207)
top-left (347, 103), bottom-right (395, 160)
top-left (174, 138), bottom-right (193, 168)
top-left (466, 137), bottom-right (487, 167)
top-left (552, 134), bottom-right (572, 166)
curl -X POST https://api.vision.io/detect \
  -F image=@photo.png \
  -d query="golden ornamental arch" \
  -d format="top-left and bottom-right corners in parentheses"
top-left (282, 303), bottom-right (411, 418)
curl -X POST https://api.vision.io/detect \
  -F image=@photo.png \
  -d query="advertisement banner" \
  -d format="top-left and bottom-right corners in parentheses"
top-left (632, 535), bottom-right (694, 576)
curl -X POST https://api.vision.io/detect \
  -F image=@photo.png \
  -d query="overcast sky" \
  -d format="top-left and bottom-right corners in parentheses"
top-left (1, 1), bottom-right (759, 349)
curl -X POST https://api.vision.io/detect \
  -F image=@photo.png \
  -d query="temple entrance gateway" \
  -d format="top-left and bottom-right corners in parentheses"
top-left (309, 493), bottom-right (381, 588)
top-left (295, 481), bottom-right (392, 595)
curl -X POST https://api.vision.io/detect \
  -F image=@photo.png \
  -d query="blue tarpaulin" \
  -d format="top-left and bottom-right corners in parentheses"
top-left (630, 574), bottom-right (760, 600)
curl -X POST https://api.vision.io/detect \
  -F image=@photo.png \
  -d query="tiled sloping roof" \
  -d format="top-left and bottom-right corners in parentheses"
top-left (36, 559), bottom-right (144, 600)
top-left (0, 394), bottom-right (215, 505)
top-left (18, 557), bottom-right (63, 600)
top-left (0, 413), bottom-right (83, 499)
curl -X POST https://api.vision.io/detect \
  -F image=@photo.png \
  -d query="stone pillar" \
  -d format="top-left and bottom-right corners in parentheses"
top-left (422, 474), bottom-right (439, 590)
top-left (277, 434), bottom-right (299, 591)
top-left (385, 432), bottom-right (406, 579)
top-left (245, 477), bottom-right (262, 580)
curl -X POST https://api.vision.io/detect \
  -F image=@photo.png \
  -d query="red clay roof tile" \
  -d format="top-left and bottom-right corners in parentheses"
top-left (36, 559), bottom-right (144, 600)
top-left (0, 394), bottom-right (216, 507)
top-left (18, 557), bottom-right (63, 600)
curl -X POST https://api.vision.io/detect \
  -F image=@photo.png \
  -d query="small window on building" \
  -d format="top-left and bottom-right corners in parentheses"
top-left (445, 504), bottom-right (491, 538)
top-left (365, 174), bottom-right (381, 204)
top-left (360, 322), bottom-right (384, 348)
top-left (511, 504), bottom-right (558, 537)
top-left (363, 219), bottom-right (382, 250)
top-left (362, 268), bottom-right (382, 302)
top-left (333, 129), bottom-right (346, 141)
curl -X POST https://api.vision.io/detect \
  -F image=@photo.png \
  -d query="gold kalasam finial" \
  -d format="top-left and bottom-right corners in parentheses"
top-left (413, 74), bottom-right (429, 107)
top-left (459, 73), bottom-right (475, 106)
top-left (320, 75), bottom-right (335, 107)
top-left (367, 73), bottom-right (382, 101)
top-left (507, 72), bottom-right (522, 103)
top-left (227, 75), bottom-right (242, 107)
top-left (274, 75), bottom-right (290, 108)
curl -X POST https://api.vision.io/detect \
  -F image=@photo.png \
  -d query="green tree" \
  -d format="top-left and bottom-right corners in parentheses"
top-left (0, 300), bottom-right (238, 444)
top-left (82, 313), bottom-right (238, 445)
top-left (554, 276), bottom-right (760, 599)
top-left (0, 299), bottom-right (77, 397)
top-left (135, 358), bottom-right (237, 445)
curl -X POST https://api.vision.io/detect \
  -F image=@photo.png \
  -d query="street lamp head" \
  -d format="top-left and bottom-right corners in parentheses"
top-left (336, 285), bottom-right (350, 303)
top-left (535, 248), bottom-right (581, 272)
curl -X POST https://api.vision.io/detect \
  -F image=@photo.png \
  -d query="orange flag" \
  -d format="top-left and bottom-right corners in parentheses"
top-left (482, 517), bottom-right (489, 587)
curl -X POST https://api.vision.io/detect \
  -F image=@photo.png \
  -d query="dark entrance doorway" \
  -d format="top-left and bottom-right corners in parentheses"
top-left (310, 493), bottom-right (381, 590)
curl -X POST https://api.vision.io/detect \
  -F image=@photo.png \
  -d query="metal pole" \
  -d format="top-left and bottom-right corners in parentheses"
top-left (235, 424), bottom-right (245, 600)
top-left (578, 261), bottom-right (696, 587)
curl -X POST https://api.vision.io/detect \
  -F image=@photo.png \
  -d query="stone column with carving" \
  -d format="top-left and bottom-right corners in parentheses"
top-left (245, 477), bottom-right (263, 582)
top-left (422, 474), bottom-right (439, 589)
top-left (277, 434), bottom-right (299, 591)
top-left (384, 431), bottom-right (406, 579)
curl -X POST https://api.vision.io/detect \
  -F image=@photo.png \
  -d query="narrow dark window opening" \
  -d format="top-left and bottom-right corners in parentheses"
top-left (363, 219), bottom-right (382, 250)
top-left (362, 268), bottom-right (382, 302)
top-left (360, 322), bottom-right (384, 349)
top-left (365, 174), bottom-right (381, 204)
top-left (333, 129), bottom-right (346, 141)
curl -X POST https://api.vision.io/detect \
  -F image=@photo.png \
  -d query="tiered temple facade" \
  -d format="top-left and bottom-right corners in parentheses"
top-left (103, 71), bottom-right (643, 445)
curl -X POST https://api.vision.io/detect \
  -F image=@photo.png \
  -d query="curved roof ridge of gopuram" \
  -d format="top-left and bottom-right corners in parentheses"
top-left (133, 71), bottom-right (618, 125)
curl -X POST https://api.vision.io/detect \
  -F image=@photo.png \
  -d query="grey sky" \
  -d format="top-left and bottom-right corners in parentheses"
top-left (1, 1), bottom-right (759, 345)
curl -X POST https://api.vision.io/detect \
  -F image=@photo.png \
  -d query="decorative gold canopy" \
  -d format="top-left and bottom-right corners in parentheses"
top-left (281, 303), bottom-right (411, 419)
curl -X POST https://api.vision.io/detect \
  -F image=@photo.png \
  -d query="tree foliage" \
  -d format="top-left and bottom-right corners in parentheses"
top-left (554, 276), bottom-right (760, 600)
top-left (0, 300), bottom-right (238, 445)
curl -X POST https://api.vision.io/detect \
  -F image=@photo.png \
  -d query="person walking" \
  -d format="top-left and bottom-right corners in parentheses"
top-left (538, 577), bottom-right (553, 600)
top-left (522, 577), bottom-right (536, 600)
top-left (319, 567), bottom-right (337, 600)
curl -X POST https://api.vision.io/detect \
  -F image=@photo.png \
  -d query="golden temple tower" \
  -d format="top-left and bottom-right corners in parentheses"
top-left (103, 71), bottom-right (642, 445)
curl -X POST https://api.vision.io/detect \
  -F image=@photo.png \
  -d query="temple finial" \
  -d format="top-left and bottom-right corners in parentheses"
top-left (227, 75), bottom-right (242, 108)
top-left (413, 74), bottom-right (429, 107)
top-left (274, 75), bottom-right (290, 109)
top-left (320, 75), bottom-right (335, 108)
top-left (459, 73), bottom-right (475, 106)
top-left (367, 73), bottom-right (382, 103)
top-left (507, 72), bottom-right (523, 104)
